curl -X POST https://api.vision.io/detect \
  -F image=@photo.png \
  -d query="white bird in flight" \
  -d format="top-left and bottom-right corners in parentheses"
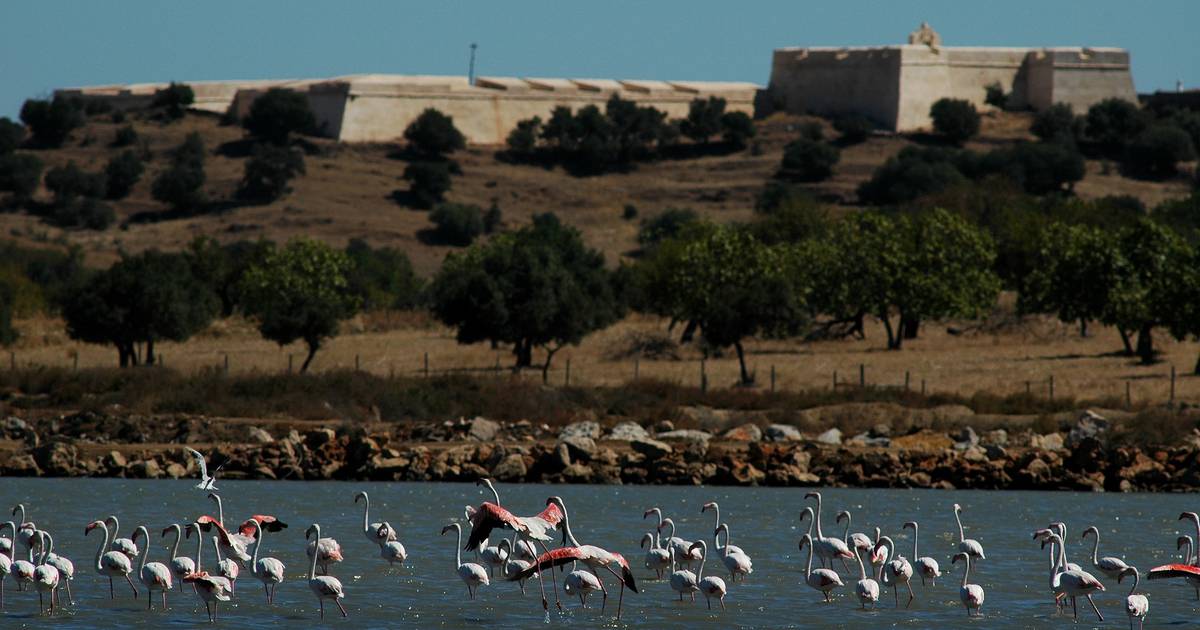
top-left (185, 448), bottom-right (222, 491)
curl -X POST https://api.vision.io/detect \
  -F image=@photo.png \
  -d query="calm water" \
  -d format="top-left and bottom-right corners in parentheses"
top-left (1, 479), bottom-right (1198, 628)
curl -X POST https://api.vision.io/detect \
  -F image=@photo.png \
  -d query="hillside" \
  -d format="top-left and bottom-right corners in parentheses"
top-left (2, 108), bottom-right (1193, 275)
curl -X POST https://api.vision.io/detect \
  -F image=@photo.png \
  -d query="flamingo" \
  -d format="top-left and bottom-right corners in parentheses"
top-left (689, 540), bottom-right (727, 611)
top-left (181, 525), bottom-right (231, 623)
top-left (1147, 535), bottom-right (1200, 586)
top-left (11, 504), bottom-right (37, 552)
top-left (442, 522), bottom-right (488, 599)
top-left (563, 569), bottom-right (603, 607)
top-left (502, 535), bottom-right (536, 594)
top-left (480, 536), bottom-right (509, 578)
top-left (1048, 522), bottom-right (1082, 571)
top-left (666, 537), bottom-right (698, 602)
top-left (805, 492), bottom-right (852, 571)
top-left (714, 524), bottom-right (753, 581)
top-left (952, 552), bottom-right (985, 617)
top-left (1043, 531), bottom-right (1105, 621)
top-left (131, 526), bottom-right (172, 610)
top-left (657, 517), bottom-right (701, 570)
top-left (105, 515), bottom-right (139, 558)
top-left (465, 482), bottom-right (563, 610)
top-left (85, 519), bottom-right (137, 599)
top-left (799, 533), bottom-right (846, 602)
top-left (836, 510), bottom-right (874, 561)
top-left (211, 532), bottom-right (239, 596)
top-left (376, 522), bottom-right (407, 566)
top-left (1082, 526), bottom-right (1129, 580)
top-left (247, 518), bottom-right (284, 604)
top-left (162, 524), bottom-right (196, 589)
top-left (1179, 512), bottom-right (1200, 598)
top-left (306, 524), bottom-right (347, 618)
top-left (1119, 567), bottom-right (1148, 630)
top-left (11, 539), bottom-right (35, 592)
top-left (200, 494), bottom-right (252, 565)
top-left (0, 521), bottom-right (13, 609)
top-left (701, 502), bottom-right (744, 556)
top-left (641, 531), bottom-right (671, 579)
top-left (354, 491), bottom-right (397, 547)
top-left (953, 504), bottom-right (985, 561)
top-left (304, 527), bottom-right (344, 576)
top-left (33, 531), bottom-right (60, 614)
top-left (40, 530), bottom-right (74, 606)
top-left (875, 535), bottom-right (914, 607)
top-left (903, 521), bottom-right (940, 587)
top-left (853, 543), bottom-right (880, 609)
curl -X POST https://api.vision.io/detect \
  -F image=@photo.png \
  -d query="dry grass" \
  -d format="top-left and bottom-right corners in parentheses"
top-left (7, 307), bottom-right (1199, 407)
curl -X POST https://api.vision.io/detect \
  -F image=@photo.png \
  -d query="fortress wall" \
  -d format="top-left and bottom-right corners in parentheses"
top-left (1025, 48), bottom-right (1136, 112)
top-left (767, 48), bottom-right (901, 129)
top-left (896, 47), bottom-right (1028, 131)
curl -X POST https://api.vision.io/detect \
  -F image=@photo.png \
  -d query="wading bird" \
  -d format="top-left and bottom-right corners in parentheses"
top-left (853, 545), bottom-right (880, 609)
top-left (952, 552), bottom-right (985, 617)
top-left (162, 524), bottom-right (196, 589)
top-left (564, 569), bottom-right (602, 608)
top-left (105, 515), bottom-right (139, 558)
top-left (903, 521), bottom-right (940, 587)
top-left (1119, 566), bottom-right (1148, 630)
top-left (1082, 526), bottom-right (1129, 581)
top-left (41, 529), bottom-right (74, 605)
top-left (875, 535), bottom-right (914, 607)
top-left (465, 483), bottom-right (563, 610)
top-left (354, 491), bottom-right (397, 547)
top-left (689, 540), bottom-right (727, 611)
top-left (33, 531), bottom-right (60, 614)
top-left (131, 526), bottom-right (172, 610)
top-left (184, 447), bottom-right (222, 491)
top-left (306, 524), bottom-right (347, 618)
top-left (953, 504), bottom-right (985, 561)
top-left (701, 502), bottom-right (743, 556)
top-left (376, 522), bottom-right (407, 566)
top-left (806, 492), bottom-right (853, 571)
top-left (641, 531), bottom-right (671, 579)
top-left (715, 523), bottom-right (753, 581)
top-left (84, 519), bottom-right (136, 599)
top-left (799, 533), bottom-right (846, 602)
top-left (442, 522), bottom-right (488, 599)
top-left (248, 519), bottom-right (284, 604)
top-left (181, 525), bottom-right (231, 623)
top-left (1043, 531), bottom-right (1105, 621)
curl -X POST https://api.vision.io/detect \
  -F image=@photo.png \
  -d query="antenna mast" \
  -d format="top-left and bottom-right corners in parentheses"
top-left (468, 43), bottom-right (478, 86)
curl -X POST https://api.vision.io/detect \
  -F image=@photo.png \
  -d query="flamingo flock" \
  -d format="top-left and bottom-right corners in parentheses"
top-left (11, 476), bottom-right (1200, 627)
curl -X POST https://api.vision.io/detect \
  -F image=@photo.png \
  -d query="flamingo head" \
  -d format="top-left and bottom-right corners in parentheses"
top-left (701, 502), bottom-right (716, 514)
top-left (1180, 512), bottom-right (1199, 523)
top-left (871, 541), bottom-right (888, 564)
top-left (799, 507), bottom-right (813, 523)
top-left (903, 521), bottom-right (916, 531)
top-left (640, 533), bottom-right (652, 549)
top-left (207, 492), bottom-right (220, 503)
top-left (160, 525), bottom-right (174, 538)
top-left (838, 547), bottom-right (855, 560)
top-left (305, 524), bottom-right (320, 541)
top-left (1177, 535), bottom-right (1192, 551)
top-left (804, 491), bottom-right (819, 500)
top-left (642, 507), bottom-right (660, 521)
top-left (1032, 528), bottom-right (1052, 541)
top-left (951, 552), bottom-right (968, 566)
top-left (657, 517), bottom-right (673, 533)
top-left (688, 540), bottom-right (705, 556)
top-left (1117, 567), bottom-right (1137, 584)
top-left (835, 510), bottom-right (849, 524)
top-left (195, 515), bottom-right (220, 530)
top-left (953, 503), bottom-right (962, 513)
top-left (715, 523), bottom-right (729, 537)
top-left (1082, 526), bottom-right (1099, 540)
top-left (545, 496), bottom-right (564, 510)
top-left (84, 520), bottom-right (102, 536)
top-left (440, 524), bottom-right (457, 537)
top-left (375, 522), bottom-right (392, 541)
top-left (798, 535), bottom-right (810, 551)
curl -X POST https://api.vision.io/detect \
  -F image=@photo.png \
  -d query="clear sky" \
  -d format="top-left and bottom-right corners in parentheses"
top-left (3, 1), bottom-right (1197, 118)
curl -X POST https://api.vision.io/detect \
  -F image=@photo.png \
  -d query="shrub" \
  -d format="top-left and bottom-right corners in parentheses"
top-left (237, 144), bottom-right (306, 203)
top-left (0, 118), bottom-right (24, 155)
top-left (19, 97), bottom-right (84, 148)
top-left (622, 204), bottom-right (638, 220)
top-left (1123, 125), bottom-right (1196, 178)
top-left (63, 198), bottom-right (116, 230)
top-left (720, 111), bottom-right (755, 149)
top-left (797, 121), bottom-right (824, 141)
top-left (1086, 98), bottom-right (1147, 156)
top-left (401, 161), bottom-right (452, 209)
top-left (858, 146), bottom-right (968, 204)
top-left (0, 153), bottom-right (44, 203)
top-left (403, 108), bottom-right (465, 158)
top-left (429, 203), bottom-right (485, 246)
top-left (483, 201), bottom-right (502, 234)
top-left (930, 98), bottom-right (981, 145)
top-left (151, 133), bottom-right (207, 213)
top-left (984, 82), bottom-right (1008, 109)
top-left (344, 239), bottom-right (425, 310)
top-left (750, 183), bottom-right (827, 244)
top-left (104, 150), bottom-right (144, 200)
top-left (151, 82), bottom-right (194, 120)
top-left (833, 114), bottom-right (873, 145)
top-left (680, 96), bottom-right (726, 143)
top-left (638, 208), bottom-right (699, 248)
top-left (111, 125), bottom-right (138, 147)
top-left (243, 88), bottom-right (316, 145)
top-left (44, 161), bottom-right (106, 206)
top-left (1166, 109), bottom-right (1200, 156)
top-left (505, 116), bottom-right (541, 155)
top-left (779, 138), bottom-right (840, 182)
top-left (1031, 103), bottom-right (1082, 143)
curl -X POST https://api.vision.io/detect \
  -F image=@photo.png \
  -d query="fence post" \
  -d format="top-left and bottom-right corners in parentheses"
top-left (288, 354), bottom-right (293, 374)
top-left (770, 365), bottom-right (776, 393)
top-left (921, 379), bottom-right (926, 396)
top-left (355, 354), bottom-right (360, 372)
top-left (700, 358), bottom-right (707, 393)
top-left (904, 371), bottom-right (910, 391)
top-left (565, 358), bottom-right (571, 387)
top-left (859, 363), bottom-right (865, 388)
top-left (1171, 365), bottom-right (1176, 403)
top-left (224, 353), bottom-right (229, 375)
top-left (634, 358), bottom-right (639, 381)
top-left (1126, 380), bottom-right (1132, 408)
top-left (423, 353), bottom-right (429, 378)
top-left (832, 370), bottom-right (838, 391)
top-left (1048, 375), bottom-right (1054, 400)
top-left (1025, 381), bottom-right (1031, 396)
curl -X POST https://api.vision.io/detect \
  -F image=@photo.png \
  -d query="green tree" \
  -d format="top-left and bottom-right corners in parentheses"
top-left (680, 96), bottom-right (726, 144)
top-left (243, 88), bottom-right (316, 145)
top-left (19, 97), bottom-right (83, 148)
top-left (930, 98), bottom-right (981, 145)
top-left (430, 213), bottom-right (623, 379)
top-left (186, 237), bottom-right (274, 317)
top-left (104, 150), bottom-right (144, 200)
top-left (239, 238), bottom-right (359, 372)
top-left (749, 183), bottom-right (828, 245)
top-left (401, 161), bottom-right (452, 208)
top-left (857, 146), bottom-right (970, 205)
top-left (1019, 223), bottom-right (1121, 337)
top-left (151, 82), bottom-right (194, 120)
top-left (1123, 125), bottom-right (1195, 179)
top-left (403, 108), bottom-right (466, 158)
top-left (62, 250), bottom-right (219, 366)
top-left (720, 111), bottom-right (755, 149)
top-left (428, 202), bottom-right (485, 246)
top-left (505, 116), bottom-right (542, 155)
top-left (237, 144), bottom-right (306, 203)
top-left (344, 238), bottom-right (424, 310)
top-left (152, 132), bottom-right (206, 213)
top-left (0, 153), bottom-right (43, 205)
top-left (1103, 219), bottom-right (1191, 363)
top-left (778, 139), bottom-right (839, 182)
top-left (0, 118), bottom-right (24, 155)
top-left (1031, 103), bottom-right (1082, 143)
top-left (1086, 98), bottom-right (1147, 157)
top-left (637, 208), bottom-right (699, 250)
top-left (833, 114), bottom-right (873, 145)
top-left (981, 142), bottom-right (1085, 195)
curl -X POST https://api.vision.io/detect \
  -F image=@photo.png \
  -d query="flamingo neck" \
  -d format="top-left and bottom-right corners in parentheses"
top-left (212, 537), bottom-right (224, 566)
top-left (954, 509), bottom-right (965, 541)
top-left (15, 505), bottom-right (25, 528)
top-left (665, 520), bottom-right (676, 541)
top-left (803, 539), bottom-right (813, 578)
top-left (169, 525), bottom-right (182, 559)
top-left (251, 522), bottom-right (263, 565)
top-left (1190, 516), bottom-right (1200, 565)
top-left (855, 547), bottom-right (867, 580)
top-left (137, 527), bottom-right (149, 570)
top-left (109, 515), bottom-right (120, 539)
top-left (910, 524), bottom-right (919, 558)
top-left (361, 495), bottom-right (370, 534)
top-left (213, 496), bottom-right (225, 528)
top-left (840, 514), bottom-right (850, 543)
top-left (484, 481), bottom-right (501, 506)
top-left (453, 526), bottom-right (463, 568)
top-left (695, 543), bottom-right (706, 580)
top-left (309, 526), bottom-right (321, 580)
top-left (1088, 531), bottom-right (1100, 565)
top-left (560, 506), bottom-right (580, 547)
top-left (960, 555), bottom-right (970, 588)
top-left (193, 526), bottom-right (204, 572)
top-left (709, 505), bottom-right (720, 531)
top-left (93, 522), bottom-right (110, 571)
top-left (812, 496), bottom-right (824, 538)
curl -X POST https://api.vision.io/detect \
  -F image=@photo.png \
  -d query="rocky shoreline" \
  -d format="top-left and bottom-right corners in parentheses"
top-left (0, 405), bottom-right (1195, 492)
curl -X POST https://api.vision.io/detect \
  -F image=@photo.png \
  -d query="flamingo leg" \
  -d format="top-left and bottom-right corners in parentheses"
top-left (148, 589), bottom-right (152, 610)
top-left (109, 577), bottom-right (115, 599)
top-left (590, 567), bottom-right (609, 614)
top-left (65, 580), bottom-right (74, 605)
top-left (38, 590), bottom-right (43, 614)
top-left (126, 574), bottom-right (139, 598)
top-left (162, 590), bottom-right (167, 610)
top-left (319, 599), bottom-right (325, 619)
top-left (336, 598), bottom-right (348, 617)
top-left (1071, 596), bottom-right (1078, 620)
top-left (906, 580), bottom-right (914, 608)
top-left (1086, 595), bottom-right (1103, 621)
top-left (205, 601), bottom-right (212, 622)
top-left (537, 540), bottom-right (562, 611)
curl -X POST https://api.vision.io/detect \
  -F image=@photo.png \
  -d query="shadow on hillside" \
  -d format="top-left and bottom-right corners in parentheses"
top-left (123, 200), bottom-right (244, 226)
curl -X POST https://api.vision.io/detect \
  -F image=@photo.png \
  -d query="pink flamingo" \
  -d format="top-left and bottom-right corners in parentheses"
top-left (1043, 531), bottom-right (1105, 621)
top-left (799, 533), bottom-right (846, 601)
top-left (1119, 567), bottom-right (1148, 630)
top-left (0, 521), bottom-right (13, 609)
top-left (689, 540), bottom-right (727, 611)
top-left (952, 552), bottom-right (986, 617)
top-left (306, 524), bottom-right (347, 618)
top-left (443, 522), bottom-right (489, 599)
top-left (355, 491), bottom-right (397, 546)
top-left (465, 483), bottom-right (564, 610)
top-left (131, 526), bottom-right (173, 610)
top-left (248, 519), bottom-right (285, 604)
top-left (105, 515), bottom-right (139, 558)
top-left (33, 531), bottom-right (60, 614)
top-left (181, 523), bottom-right (231, 623)
top-left (162, 524), bottom-right (196, 590)
top-left (85, 519), bottom-right (137, 599)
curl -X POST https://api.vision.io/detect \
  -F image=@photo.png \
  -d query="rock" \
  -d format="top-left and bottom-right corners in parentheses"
top-left (491, 453), bottom-right (527, 481)
top-left (546, 443), bottom-right (572, 471)
top-left (1030, 433), bottom-right (1065, 451)
top-left (562, 463), bottom-right (593, 483)
top-left (846, 433), bottom-right (891, 448)
top-left (730, 461), bottom-right (766, 485)
top-left (34, 442), bottom-right (77, 476)
top-left (765, 424), bottom-right (802, 442)
top-left (468, 417), bottom-right (500, 442)
top-left (816, 428), bottom-right (843, 445)
top-left (559, 421), bottom-right (601, 441)
top-left (723, 423), bottom-right (763, 442)
top-left (165, 463), bottom-right (187, 479)
top-left (4, 454), bottom-right (40, 476)
top-left (105, 450), bottom-right (127, 471)
top-left (605, 422), bottom-right (649, 441)
top-left (631, 438), bottom-right (673, 460)
top-left (247, 427), bottom-right (274, 444)
top-left (653, 420), bottom-right (675, 433)
top-left (558, 436), bottom-right (597, 461)
top-left (130, 459), bottom-right (163, 479)
top-left (961, 445), bottom-right (988, 463)
top-left (952, 426), bottom-right (979, 450)
top-left (983, 444), bottom-right (1008, 461)
top-left (1023, 458), bottom-right (1052, 483)
top-left (1067, 410), bottom-right (1110, 448)
top-left (254, 465), bottom-right (277, 480)
top-left (870, 423), bottom-right (892, 438)
top-left (657, 429), bottom-right (712, 442)
top-left (982, 429), bottom-right (1008, 447)
top-left (305, 428), bottom-right (336, 449)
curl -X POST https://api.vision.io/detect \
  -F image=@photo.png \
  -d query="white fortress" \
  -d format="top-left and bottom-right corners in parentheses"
top-left (765, 23), bottom-right (1137, 131)
top-left (56, 24), bottom-right (1137, 142)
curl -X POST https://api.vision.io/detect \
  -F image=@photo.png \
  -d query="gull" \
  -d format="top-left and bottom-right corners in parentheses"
top-left (185, 447), bottom-right (222, 491)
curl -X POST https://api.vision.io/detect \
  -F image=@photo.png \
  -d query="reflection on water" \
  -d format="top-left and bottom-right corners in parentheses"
top-left (1, 478), bottom-right (1199, 628)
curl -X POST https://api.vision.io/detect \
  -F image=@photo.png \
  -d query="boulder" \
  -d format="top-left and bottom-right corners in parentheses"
top-left (558, 436), bottom-right (597, 461)
top-left (491, 453), bottom-right (527, 481)
top-left (105, 450), bottom-right (128, 472)
top-left (34, 442), bottom-right (77, 476)
top-left (468, 417), bottom-right (501, 442)
top-left (952, 426), bottom-right (979, 450)
top-left (165, 462), bottom-right (188, 479)
top-left (730, 461), bottom-right (766, 485)
top-left (816, 428), bottom-right (843, 445)
top-left (129, 459), bottom-right (163, 479)
top-left (1030, 433), bottom-right (1065, 451)
top-left (4, 454), bottom-right (40, 476)
top-left (631, 438), bottom-right (673, 460)
top-left (305, 428), bottom-right (337, 449)
top-left (765, 424), bottom-right (802, 442)
top-left (657, 430), bottom-right (712, 442)
top-left (1067, 410), bottom-right (1110, 448)
top-left (723, 424), bottom-right (763, 442)
top-left (653, 420), bottom-right (675, 433)
top-left (982, 429), bottom-right (1009, 447)
top-left (247, 427), bottom-right (275, 444)
top-left (560, 421), bottom-right (601, 441)
top-left (605, 422), bottom-right (649, 441)
top-left (869, 423), bottom-right (893, 438)
top-left (562, 463), bottom-right (593, 483)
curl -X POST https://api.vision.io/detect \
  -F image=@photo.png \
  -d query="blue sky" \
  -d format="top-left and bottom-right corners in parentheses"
top-left (3, 1), bottom-right (1197, 118)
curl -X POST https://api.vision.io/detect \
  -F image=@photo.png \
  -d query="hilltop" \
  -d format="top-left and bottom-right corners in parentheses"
top-left (1, 108), bottom-right (1192, 275)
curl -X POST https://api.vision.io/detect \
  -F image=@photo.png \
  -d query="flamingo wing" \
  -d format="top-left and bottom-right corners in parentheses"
top-left (534, 502), bottom-right (564, 527)
top-left (509, 546), bottom-right (587, 581)
top-left (465, 502), bottom-right (521, 551)
top-left (185, 447), bottom-right (208, 479)
top-left (1149, 563), bottom-right (1200, 579)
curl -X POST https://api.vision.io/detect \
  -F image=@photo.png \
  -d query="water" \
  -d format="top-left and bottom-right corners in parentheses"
top-left (1, 478), bottom-right (1197, 628)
